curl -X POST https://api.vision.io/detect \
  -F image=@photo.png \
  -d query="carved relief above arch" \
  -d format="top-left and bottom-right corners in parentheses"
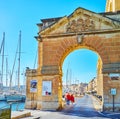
top-left (39, 7), bottom-right (120, 35)
top-left (66, 17), bottom-right (95, 33)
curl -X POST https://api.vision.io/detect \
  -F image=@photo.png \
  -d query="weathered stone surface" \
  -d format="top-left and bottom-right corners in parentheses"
top-left (39, 7), bottom-right (120, 35)
top-left (103, 63), bottom-right (120, 73)
top-left (25, 4), bottom-right (120, 111)
top-left (41, 65), bottom-right (59, 75)
top-left (106, 0), bottom-right (120, 12)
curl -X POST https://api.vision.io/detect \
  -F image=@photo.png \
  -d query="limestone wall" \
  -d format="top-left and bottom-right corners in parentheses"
top-left (103, 74), bottom-right (120, 111)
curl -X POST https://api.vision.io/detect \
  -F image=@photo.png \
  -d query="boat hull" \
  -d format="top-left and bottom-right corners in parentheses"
top-left (5, 94), bottom-right (26, 102)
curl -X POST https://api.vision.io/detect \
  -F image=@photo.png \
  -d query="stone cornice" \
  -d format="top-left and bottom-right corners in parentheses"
top-left (38, 28), bottom-right (120, 39)
top-left (39, 7), bottom-right (120, 36)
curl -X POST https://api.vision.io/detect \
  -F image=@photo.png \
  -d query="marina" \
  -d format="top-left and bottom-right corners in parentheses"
top-left (0, 101), bottom-right (25, 111)
top-left (0, 91), bottom-right (26, 102)
top-left (0, 31), bottom-right (27, 118)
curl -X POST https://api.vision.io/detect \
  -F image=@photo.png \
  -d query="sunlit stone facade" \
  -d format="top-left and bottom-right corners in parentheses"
top-left (25, 1), bottom-right (120, 111)
top-left (106, 0), bottom-right (120, 12)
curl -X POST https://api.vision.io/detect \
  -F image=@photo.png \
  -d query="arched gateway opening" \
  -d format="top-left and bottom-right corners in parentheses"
top-left (62, 47), bottom-right (103, 102)
top-left (62, 48), bottom-right (101, 96)
top-left (60, 44), bottom-right (103, 107)
top-left (25, 7), bottom-right (120, 111)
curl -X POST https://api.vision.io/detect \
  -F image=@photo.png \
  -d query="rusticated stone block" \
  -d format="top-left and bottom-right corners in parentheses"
top-left (41, 65), bottom-right (59, 75)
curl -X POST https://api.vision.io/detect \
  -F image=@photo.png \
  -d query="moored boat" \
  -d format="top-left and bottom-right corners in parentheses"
top-left (0, 95), bottom-right (6, 101)
top-left (5, 94), bottom-right (26, 102)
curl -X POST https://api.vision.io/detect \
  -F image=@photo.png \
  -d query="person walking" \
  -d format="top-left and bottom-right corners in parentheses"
top-left (66, 92), bottom-right (71, 105)
top-left (70, 94), bottom-right (75, 104)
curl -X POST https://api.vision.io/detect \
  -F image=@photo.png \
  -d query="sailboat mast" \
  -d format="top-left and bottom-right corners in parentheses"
top-left (66, 68), bottom-right (68, 90)
top-left (1, 32), bottom-right (5, 87)
top-left (6, 57), bottom-right (8, 87)
top-left (18, 30), bottom-right (21, 91)
top-left (66, 62), bottom-right (70, 91)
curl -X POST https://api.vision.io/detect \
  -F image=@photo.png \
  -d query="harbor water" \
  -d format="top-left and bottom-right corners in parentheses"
top-left (0, 101), bottom-right (25, 111)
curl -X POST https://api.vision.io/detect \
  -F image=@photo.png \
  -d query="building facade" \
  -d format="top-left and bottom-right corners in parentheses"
top-left (25, 1), bottom-right (120, 111)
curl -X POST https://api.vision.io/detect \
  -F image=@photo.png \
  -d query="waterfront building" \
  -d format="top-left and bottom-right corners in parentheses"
top-left (25, 0), bottom-right (120, 111)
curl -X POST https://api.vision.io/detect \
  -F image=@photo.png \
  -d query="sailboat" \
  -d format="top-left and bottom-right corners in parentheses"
top-left (5, 31), bottom-right (26, 102)
top-left (0, 32), bottom-right (7, 101)
top-left (0, 32), bottom-right (5, 91)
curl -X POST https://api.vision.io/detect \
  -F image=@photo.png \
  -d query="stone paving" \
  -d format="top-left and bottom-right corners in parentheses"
top-left (91, 95), bottom-right (102, 111)
top-left (11, 96), bottom-right (102, 119)
top-left (12, 109), bottom-right (49, 119)
top-left (11, 95), bottom-right (120, 119)
top-left (11, 110), bottom-right (31, 119)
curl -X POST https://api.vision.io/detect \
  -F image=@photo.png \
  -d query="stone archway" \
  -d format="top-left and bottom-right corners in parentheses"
top-left (25, 7), bottom-right (120, 111)
top-left (60, 45), bottom-right (103, 103)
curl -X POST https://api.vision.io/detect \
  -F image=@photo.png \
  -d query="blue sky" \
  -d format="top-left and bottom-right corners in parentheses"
top-left (62, 49), bottom-right (98, 85)
top-left (0, 0), bottom-right (106, 86)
